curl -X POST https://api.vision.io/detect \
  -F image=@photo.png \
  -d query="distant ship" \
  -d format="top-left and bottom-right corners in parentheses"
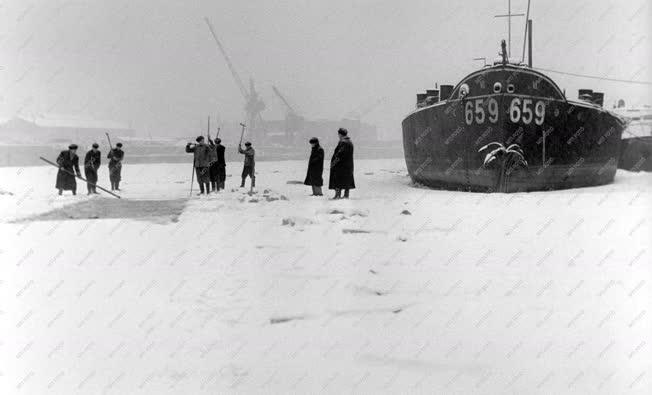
top-left (402, 41), bottom-right (627, 192)
top-left (613, 102), bottom-right (652, 172)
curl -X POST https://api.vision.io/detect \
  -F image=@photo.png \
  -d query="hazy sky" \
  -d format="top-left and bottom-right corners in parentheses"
top-left (1, 0), bottom-right (650, 138)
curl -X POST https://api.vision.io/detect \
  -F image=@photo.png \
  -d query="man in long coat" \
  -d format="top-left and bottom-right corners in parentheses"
top-left (186, 136), bottom-right (212, 195)
top-left (56, 144), bottom-right (81, 195)
top-left (84, 143), bottom-right (101, 194)
top-left (107, 142), bottom-right (124, 191)
top-left (329, 128), bottom-right (355, 199)
top-left (209, 137), bottom-right (226, 191)
top-left (304, 137), bottom-right (324, 196)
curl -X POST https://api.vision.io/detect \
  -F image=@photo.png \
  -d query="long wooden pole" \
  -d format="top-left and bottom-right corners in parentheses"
top-left (39, 156), bottom-right (121, 199)
top-left (238, 123), bottom-right (246, 147)
top-left (105, 132), bottom-right (113, 150)
top-left (527, 19), bottom-right (533, 67)
top-left (521, 0), bottom-right (531, 64)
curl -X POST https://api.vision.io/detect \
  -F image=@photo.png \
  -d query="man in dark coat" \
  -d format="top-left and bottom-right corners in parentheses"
top-left (84, 143), bottom-right (101, 195)
top-left (329, 128), bottom-right (355, 199)
top-left (304, 137), bottom-right (324, 196)
top-left (107, 142), bottom-right (124, 191)
top-left (209, 137), bottom-right (226, 191)
top-left (56, 144), bottom-right (81, 195)
top-left (238, 141), bottom-right (255, 189)
top-left (186, 136), bottom-right (212, 195)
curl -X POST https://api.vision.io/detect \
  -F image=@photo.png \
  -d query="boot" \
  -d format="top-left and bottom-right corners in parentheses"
top-left (72, 188), bottom-right (77, 196)
top-left (219, 181), bottom-right (225, 190)
top-left (251, 177), bottom-right (256, 188)
top-left (211, 181), bottom-right (216, 192)
top-left (87, 185), bottom-right (92, 195)
top-left (332, 189), bottom-right (341, 200)
top-left (115, 181), bottom-right (121, 191)
top-left (199, 183), bottom-right (205, 195)
top-left (205, 182), bottom-right (211, 194)
top-left (240, 178), bottom-right (246, 188)
top-left (343, 189), bottom-right (350, 199)
top-left (93, 186), bottom-right (99, 194)
top-left (58, 189), bottom-right (63, 196)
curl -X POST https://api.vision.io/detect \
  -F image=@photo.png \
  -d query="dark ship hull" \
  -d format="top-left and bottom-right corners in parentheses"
top-left (402, 64), bottom-right (627, 192)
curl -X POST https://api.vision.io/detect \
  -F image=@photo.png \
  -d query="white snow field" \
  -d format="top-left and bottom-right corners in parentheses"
top-left (0, 159), bottom-right (650, 394)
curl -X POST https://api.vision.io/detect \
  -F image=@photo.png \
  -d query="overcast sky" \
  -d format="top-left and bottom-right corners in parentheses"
top-left (1, 0), bottom-right (650, 138)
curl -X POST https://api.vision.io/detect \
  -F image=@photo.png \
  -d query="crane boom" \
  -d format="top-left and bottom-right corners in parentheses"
top-left (204, 17), bottom-right (249, 100)
top-left (272, 86), bottom-right (297, 115)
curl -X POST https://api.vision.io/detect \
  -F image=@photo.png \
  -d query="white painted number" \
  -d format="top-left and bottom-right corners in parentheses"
top-left (465, 101), bottom-right (474, 125)
top-left (488, 98), bottom-right (499, 123)
top-left (509, 98), bottom-right (521, 123)
top-left (535, 101), bottom-right (546, 125)
top-left (522, 99), bottom-right (533, 124)
top-left (509, 98), bottom-right (545, 125)
top-left (475, 100), bottom-right (485, 124)
top-left (465, 98), bottom-right (499, 125)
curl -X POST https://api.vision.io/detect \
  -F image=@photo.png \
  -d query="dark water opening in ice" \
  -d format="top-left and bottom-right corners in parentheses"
top-left (14, 198), bottom-right (187, 223)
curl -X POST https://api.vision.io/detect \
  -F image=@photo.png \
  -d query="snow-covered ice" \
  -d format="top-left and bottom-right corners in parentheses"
top-left (0, 159), bottom-right (650, 394)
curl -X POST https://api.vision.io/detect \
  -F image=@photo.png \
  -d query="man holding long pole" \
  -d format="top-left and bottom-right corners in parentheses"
top-left (186, 136), bottom-right (212, 195)
top-left (236, 123), bottom-right (255, 190)
top-left (107, 141), bottom-right (125, 191)
top-left (208, 127), bottom-right (226, 191)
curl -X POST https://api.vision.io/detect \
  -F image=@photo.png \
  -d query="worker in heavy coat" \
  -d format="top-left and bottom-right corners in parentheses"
top-left (186, 136), bottom-right (212, 195)
top-left (84, 143), bottom-right (101, 194)
top-left (55, 144), bottom-right (81, 195)
top-left (238, 141), bottom-right (255, 189)
top-left (209, 137), bottom-right (227, 191)
top-left (107, 142), bottom-right (124, 191)
top-left (304, 137), bottom-right (324, 196)
top-left (328, 128), bottom-right (355, 199)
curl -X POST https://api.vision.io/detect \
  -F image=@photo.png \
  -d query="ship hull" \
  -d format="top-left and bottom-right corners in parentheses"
top-left (402, 67), bottom-right (626, 192)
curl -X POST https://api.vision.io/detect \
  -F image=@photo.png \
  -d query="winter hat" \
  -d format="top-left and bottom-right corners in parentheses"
top-left (309, 137), bottom-right (319, 144)
top-left (215, 138), bottom-right (221, 144)
top-left (244, 141), bottom-right (252, 146)
top-left (68, 144), bottom-right (78, 149)
top-left (196, 136), bottom-right (204, 142)
top-left (92, 143), bottom-right (99, 148)
top-left (337, 128), bottom-right (348, 136)
top-left (116, 142), bottom-right (123, 147)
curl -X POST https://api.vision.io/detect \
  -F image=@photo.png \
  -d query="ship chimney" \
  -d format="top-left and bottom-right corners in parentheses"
top-left (416, 93), bottom-right (427, 107)
top-left (439, 85), bottom-right (454, 101)
top-left (592, 92), bottom-right (604, 107)
top-left (578, 89), bottom-right (593, 102)
top-left (426, 89), bottom-right (440, 104)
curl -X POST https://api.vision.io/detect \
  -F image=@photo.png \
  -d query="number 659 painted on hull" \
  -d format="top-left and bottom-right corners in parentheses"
top-left (465, 97), bottom-right (546, 125)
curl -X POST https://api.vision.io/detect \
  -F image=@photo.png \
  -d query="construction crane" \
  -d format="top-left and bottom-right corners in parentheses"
top-left (272, 86), bottom-right (298, 116)
top-left (271, 85), bottom-right (304, 142)
top-left (343, 97), bottom-right (386, 120)
top-left (204, 17), bottom-right (265, 132)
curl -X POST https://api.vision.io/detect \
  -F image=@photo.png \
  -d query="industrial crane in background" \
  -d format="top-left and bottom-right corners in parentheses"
top-left (343, 96), bottom-right (386, 121)
top-left (272, 85), bottom-right (305, 143)
top-left (204, 17), bottom-right (266, 138)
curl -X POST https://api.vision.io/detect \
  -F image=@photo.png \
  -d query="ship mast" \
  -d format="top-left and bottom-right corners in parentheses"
top-left (494, 0), bottom-right (524, 58)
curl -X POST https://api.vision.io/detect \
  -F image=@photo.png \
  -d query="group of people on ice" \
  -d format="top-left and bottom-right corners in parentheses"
top-left (185, 127), bottom-right (356, 199)
top-left (54, 127), bottom-right (355, 200)
top-left (55, 142), bottom-right (124, 195)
